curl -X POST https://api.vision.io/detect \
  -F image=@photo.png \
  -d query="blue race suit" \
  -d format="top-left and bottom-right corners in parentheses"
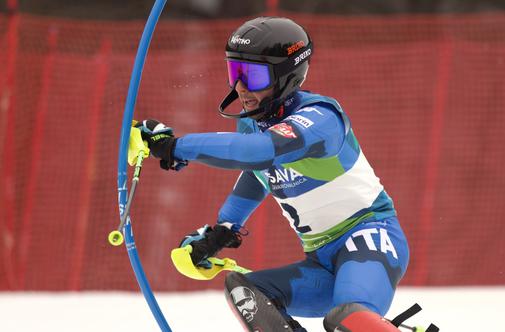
top-left (173, 90), bottom-right (409, 318)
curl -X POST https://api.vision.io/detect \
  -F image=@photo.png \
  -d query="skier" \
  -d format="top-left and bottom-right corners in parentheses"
top-left (137, 16), bottom-right (410, 332)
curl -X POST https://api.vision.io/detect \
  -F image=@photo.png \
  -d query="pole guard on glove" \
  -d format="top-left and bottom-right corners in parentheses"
top-left (171, 245), bottom-right (251, 280)
top-left (128, 124), bottom-right (150, 166)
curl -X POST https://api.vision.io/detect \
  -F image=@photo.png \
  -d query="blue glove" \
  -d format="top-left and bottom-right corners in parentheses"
top-left (180, 224), bottom-right (242, 269)
top-left (135, 119), bottom-right (188, 171)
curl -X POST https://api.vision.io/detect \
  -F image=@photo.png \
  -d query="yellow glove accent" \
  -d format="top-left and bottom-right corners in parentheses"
top-left (170, 246), bottom-right (251, 280)
top-left (128, 126), bottom-right (150, 166)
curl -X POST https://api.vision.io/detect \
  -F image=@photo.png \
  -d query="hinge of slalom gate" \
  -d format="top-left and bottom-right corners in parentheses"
top-left (389, 303), bottom-right (439, 332)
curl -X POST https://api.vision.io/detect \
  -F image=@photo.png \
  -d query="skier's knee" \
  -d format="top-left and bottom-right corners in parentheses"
top-left (225, 272), bottom-right (306, 332)
top-left (323, 303), bottom-right (400, 332)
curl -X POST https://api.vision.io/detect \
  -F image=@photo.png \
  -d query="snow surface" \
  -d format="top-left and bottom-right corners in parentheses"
top-left (0, 287), bottom-right (503, 331)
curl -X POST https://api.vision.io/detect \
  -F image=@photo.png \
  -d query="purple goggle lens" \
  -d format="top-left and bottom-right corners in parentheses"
top-left (226, 60), bottom-right (272, 92)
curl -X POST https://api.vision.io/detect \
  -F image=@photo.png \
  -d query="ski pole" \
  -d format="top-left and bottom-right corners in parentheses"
top-left (109, 150), bottom-right (146, 246)
top-left (397, 323), bottom-right (439, 332)
top-left (389, 303), bottom-right (439, 332)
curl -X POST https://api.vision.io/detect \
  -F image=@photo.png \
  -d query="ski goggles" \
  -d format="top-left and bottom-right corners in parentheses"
top-left (226, 60), bottom-right (274, 92)
top-left (226, 42), bottom-right (313, 92)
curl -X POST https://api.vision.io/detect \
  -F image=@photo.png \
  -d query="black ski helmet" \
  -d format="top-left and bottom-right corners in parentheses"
top-left (219, 17), bottom-right (313, 119)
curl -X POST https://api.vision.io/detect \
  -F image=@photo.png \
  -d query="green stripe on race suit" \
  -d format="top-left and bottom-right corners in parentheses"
top-left (282, 156), bottom-right (345, 182)
top-left (300, 212), bottom-right (374, 252)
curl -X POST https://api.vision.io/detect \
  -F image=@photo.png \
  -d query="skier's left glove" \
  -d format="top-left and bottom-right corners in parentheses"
top-left (135, 119), bottom-right (188, 171)
top-left (180, 224), bottom-right (242, 268)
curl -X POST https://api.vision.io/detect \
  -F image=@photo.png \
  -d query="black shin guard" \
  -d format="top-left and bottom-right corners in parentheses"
top-left (225, 272), bottom-right (306, 332)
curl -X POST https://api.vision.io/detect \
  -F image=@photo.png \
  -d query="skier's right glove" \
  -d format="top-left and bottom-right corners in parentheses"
top-left (134, 119), bottom-right (188, 171)
top-left (180, 224), bottom-right (242, 269)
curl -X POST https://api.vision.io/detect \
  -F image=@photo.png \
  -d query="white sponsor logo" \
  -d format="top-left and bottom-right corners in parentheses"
top-left (345, 228), bottom-right (398, 259)
top-left (231, 35), bottom-right (251, 45)
top-left (297, 106), bottom-right (323, 116)
top-left (284, 97), bottom-right (295, 107)
top-left (271, 177), bottom-right (307, 190)
top-left (286, 115), bottom-right (314, 128)
top-left (266, 168), bottom-right (304, 184)
top-left (265, 168), bottom-right (307, 190)
top-left (294, 49), bottom-right (311, 65)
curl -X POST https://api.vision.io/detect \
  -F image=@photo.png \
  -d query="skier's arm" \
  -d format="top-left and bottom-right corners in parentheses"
top-left (217, 170), bottom-right (269, 230)
top-left (179, 170), bottom-right (268, 267)
top-left (173, 131), bottom-right (275, 170)
top-left (173, 105), bottom-right (345, 170)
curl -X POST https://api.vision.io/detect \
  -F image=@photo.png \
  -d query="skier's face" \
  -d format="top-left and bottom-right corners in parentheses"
top-left (235, 80), bottom-right (274, 117)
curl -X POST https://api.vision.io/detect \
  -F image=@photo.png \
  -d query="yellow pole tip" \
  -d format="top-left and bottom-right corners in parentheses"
top-left (108, 230), bottom-right (124, 246)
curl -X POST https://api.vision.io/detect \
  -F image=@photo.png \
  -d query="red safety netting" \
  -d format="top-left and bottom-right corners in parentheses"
top-left (1, 12), bottom-right (504, 291)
